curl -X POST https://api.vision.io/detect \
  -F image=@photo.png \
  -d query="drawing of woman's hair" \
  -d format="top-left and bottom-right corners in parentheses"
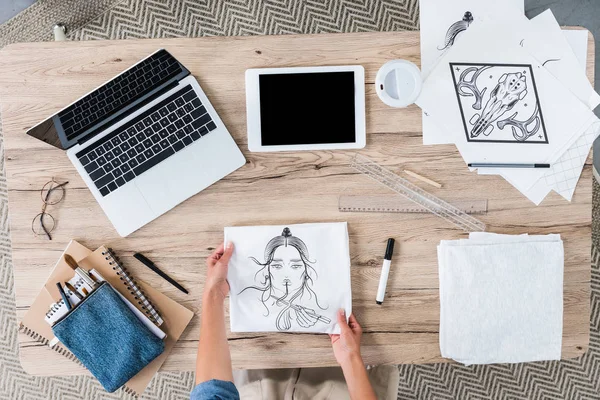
top-left (239, 227), bottom-right (326, 330)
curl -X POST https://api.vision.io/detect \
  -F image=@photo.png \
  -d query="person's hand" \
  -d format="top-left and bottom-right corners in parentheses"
top-left (204, 242), bottom-right (234, 302)
top-left (329, 309), bottom-right (363, 367)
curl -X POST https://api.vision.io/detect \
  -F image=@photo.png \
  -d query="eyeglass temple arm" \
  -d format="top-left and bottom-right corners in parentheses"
top-left (39, 213), bottom-right (52, 240)
top-left (44, 181), bottom-right (69, 202)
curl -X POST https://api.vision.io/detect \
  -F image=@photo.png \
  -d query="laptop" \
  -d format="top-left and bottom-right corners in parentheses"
top-left (27, 49), bottom-right (246, 237)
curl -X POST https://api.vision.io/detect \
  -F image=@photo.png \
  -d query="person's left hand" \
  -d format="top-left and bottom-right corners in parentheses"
top-left (204, 242), bottom-right (234, 302)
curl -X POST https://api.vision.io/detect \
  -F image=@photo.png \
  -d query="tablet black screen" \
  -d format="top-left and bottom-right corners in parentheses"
top-left (258, 72), bottom-right (356, 146)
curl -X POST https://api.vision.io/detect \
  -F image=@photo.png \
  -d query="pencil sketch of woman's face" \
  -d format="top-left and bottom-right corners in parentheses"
top-left (270, 245), bottom-right (305, 294)
top-left (239, 226), bottom-right (331, 331)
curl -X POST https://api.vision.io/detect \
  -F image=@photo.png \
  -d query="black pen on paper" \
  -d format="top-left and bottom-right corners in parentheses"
top-left (56, 282), bottom-right (72, 310)
top-left (468, 163), bottom-right (550, 169)
top-left (376, 238), bottom-right (395, 305)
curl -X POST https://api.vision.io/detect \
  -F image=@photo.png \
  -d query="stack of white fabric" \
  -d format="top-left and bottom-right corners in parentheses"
top-left (438, 233), bottom-right (564, 365)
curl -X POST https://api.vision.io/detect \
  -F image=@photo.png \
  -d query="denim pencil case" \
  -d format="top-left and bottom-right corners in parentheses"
top-left (52, 281), bottom-right (165, 392)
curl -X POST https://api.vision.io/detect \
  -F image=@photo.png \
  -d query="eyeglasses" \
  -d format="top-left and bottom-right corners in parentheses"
top-left (31, 179), bottom-right (68, 240)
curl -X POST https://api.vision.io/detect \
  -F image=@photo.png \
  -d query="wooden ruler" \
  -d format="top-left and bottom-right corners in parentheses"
top-left (338, 195), bottom-right (488, 214)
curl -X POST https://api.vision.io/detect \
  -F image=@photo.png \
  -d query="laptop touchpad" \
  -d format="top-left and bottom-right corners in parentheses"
top-left (134, 147), bottom-right (206, 214)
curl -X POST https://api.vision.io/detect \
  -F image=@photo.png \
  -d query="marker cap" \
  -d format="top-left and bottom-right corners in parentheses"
top-left (384, 238), bottom-right (395, 260)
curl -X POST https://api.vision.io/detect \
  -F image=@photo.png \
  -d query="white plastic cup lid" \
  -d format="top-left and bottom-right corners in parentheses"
top-left (376, 60), bottom-right (422, 108)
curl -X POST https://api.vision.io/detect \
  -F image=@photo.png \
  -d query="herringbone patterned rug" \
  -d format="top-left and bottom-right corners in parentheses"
top-left (0, 0), bottom-right (598, 399)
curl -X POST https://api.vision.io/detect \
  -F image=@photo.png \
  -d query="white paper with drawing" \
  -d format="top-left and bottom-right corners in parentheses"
top-left (456, 14), bottom-right (599, 192)
top-left (472, 11), bottom-right (600, 202)
top-left (419, 0), bottom-right (524, 145)
top-left (416, 18), bottom-right (598, 169)
top-left (225, 222), bottom-right (352, 334)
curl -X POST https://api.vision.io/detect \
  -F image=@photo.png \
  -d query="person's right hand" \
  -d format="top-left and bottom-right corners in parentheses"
top-left (204, 242), bottom-right (234, 303)
top-left (329, 309), bottom-right (363, 367)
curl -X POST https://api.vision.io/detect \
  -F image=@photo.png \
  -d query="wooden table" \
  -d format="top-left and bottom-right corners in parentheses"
top-left (0, 30), bottom-right (593, 374)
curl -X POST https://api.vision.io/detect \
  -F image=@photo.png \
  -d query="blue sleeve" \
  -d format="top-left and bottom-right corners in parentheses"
top-left (190, 379), bottom-right (240, 400)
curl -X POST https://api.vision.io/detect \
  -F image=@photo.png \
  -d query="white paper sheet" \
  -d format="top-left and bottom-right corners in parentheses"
top-left (438, 234), bottom-right (563, 365)
top-left (479, 21), bottom-right (599, 203)
top-left (416, 17), bottom-right (598, 172)
top-left (419, 0), bottom-right (524, 145)
top-left (522, 27), bottom-right (597, 203)
top-left (476, 11), bottom-right (599, 168)
top-left (225, 222), bottom-right (352, 334)
top-left (563, 29), bottom-right (589, 68)
top-left (528, 11), bottom-right (600, 110)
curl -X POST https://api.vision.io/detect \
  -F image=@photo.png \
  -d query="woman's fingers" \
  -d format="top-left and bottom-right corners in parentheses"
top-left (348, 313), bottom-right (362, 335)
top-left (348, 313), bottom-right (361, 328)
top-left (337, 309), bottom-right (351, 334)
top-left (207, 243), bottom-right (226, 267)
top-left (217, 242), bottom-right (234, 267)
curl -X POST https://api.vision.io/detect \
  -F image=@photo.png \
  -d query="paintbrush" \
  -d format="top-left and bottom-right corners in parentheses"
top-left (64, 254), bottom-right (97, 288)
top-left (65, 282), bottom-right (84, 300)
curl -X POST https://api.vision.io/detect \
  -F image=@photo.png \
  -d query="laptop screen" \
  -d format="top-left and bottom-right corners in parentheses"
top-left (26, 49), bottom-right (189, 150)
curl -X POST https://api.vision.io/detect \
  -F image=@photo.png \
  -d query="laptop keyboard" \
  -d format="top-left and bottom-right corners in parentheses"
top-left (58, 50), bottom-right (184, 142)
top-left (75, 84), bottom-right (217, 197)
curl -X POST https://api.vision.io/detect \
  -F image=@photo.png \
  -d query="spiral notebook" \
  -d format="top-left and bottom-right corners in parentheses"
top-left (19, 240), bottom-right (194, 397)
top-left (44, 248), bottom-right (164, 328)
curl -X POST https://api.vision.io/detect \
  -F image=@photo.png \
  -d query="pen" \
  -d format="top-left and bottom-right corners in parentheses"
top-left (134, 252), bottom-right (189, 295)
top-left (468, 163), bottom-right (550, 168)
top-left (56, 282), bottom-right (72, 310)
top-left (376, 238), bottom-right (395, 305)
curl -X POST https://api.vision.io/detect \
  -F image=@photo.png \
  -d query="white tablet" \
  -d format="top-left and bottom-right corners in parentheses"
top-left (245, 65), bottom-right (366, 152)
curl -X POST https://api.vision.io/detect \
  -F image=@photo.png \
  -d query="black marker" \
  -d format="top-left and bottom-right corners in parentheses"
top-left (376, 238), bottom-right (395, 305)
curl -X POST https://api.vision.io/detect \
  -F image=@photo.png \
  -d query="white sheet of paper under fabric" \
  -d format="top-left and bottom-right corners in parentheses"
top-left (225, 222), bottom-right (352, 334)
top-left (438, 233), bottom-right (563, 365)
top-left (419, 0), bottom-right (524, 145)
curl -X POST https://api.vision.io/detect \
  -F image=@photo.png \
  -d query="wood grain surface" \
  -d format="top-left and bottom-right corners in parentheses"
top-left (0, 30), bottom-right (593, 374)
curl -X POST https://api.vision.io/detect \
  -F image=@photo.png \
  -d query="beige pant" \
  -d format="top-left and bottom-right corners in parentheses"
top-left (233, 365), bottom-right (399, 400)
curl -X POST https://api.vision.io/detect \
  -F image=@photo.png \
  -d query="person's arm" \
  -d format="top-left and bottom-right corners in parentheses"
top-left (329, 310), bottom-right (377, 400)
top-left (196, 242), bottom-right (235, 385)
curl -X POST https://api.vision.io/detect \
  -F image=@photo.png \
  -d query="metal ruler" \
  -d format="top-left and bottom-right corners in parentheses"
top-left (351, 154), bottom-right (487, 232)
top-left (339, 195), bottom-right (488, 214)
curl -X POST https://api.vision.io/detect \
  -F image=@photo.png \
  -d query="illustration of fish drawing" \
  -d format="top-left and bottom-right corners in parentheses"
top-left (438, 11), bottom-right (473, 51)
